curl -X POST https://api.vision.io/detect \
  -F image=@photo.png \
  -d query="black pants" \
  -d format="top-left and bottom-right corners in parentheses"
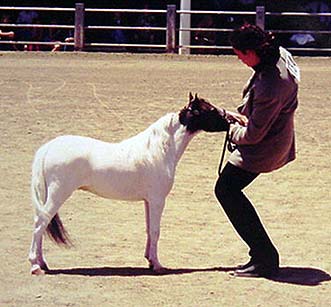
top-left (215, 162), bottom-right (279, 263)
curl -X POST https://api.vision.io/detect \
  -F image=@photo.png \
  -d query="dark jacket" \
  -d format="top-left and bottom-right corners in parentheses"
top-left (229, 47), bottom-right (299, 173)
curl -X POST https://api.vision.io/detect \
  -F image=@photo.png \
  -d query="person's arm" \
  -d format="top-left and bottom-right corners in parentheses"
top-left (230, 81), bottom-right (283, 145)
top-left (0, 30), bottom-right (14, 38)
top-left (214, 106), bottom-right (248, 127)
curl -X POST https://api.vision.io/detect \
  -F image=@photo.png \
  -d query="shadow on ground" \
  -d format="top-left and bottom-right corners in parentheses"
top-left (47, 265), bottom-right (330, 286)
top-left (269, 267), bottom-right (331, 286)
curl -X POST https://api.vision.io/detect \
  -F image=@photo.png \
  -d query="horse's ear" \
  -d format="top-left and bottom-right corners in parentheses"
top-left (189, 92), bottom-right (193, 101)
top-left (195, 93), bottom-right (198, 99)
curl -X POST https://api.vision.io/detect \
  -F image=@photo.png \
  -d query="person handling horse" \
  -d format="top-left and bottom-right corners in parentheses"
top-left (214, 24), bottom-right (300, 277)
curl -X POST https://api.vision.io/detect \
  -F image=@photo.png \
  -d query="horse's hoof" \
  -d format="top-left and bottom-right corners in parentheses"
top-left (153, 266), bottom-right (167, 274)
top-left (148, 261), bottom-right (166, 274)
top-left (40, 263), bottom-right (49, 271)
top-left (31, 265), bottom-right (45, 275)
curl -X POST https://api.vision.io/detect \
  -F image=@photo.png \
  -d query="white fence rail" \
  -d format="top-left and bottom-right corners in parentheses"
top-left (0, 4), bottom-right (331, 54)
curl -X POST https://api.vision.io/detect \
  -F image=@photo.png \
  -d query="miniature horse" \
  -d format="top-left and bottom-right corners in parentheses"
top-left (28, 93), bottom-right (229, 275)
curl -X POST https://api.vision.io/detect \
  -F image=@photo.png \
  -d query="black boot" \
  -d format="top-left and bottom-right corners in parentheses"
top-left (234, 261), bottom-right (279, 277)
top-left (235, 249), bottom-right (279, 277)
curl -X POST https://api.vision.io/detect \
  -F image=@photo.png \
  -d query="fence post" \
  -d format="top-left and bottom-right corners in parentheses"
top-left (74, 3), bottom-right (85, 51)
top-left (179, 0), bottom-right (191, 55)
top-left (256, 6), bottom-right (265, 30)
top-left (166, 5), bottom-right (176, 53)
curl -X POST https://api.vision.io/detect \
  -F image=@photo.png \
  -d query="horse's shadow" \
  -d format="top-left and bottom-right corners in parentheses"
top-left (47, 265), bottom-right (330, 286)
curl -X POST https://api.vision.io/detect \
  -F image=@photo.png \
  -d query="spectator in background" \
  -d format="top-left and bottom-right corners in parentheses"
top-left (16, 9), bottom-right (39, 25)
top-left (237, 0), bottom-right (256, 25)
top-left (304, 1), bottom-right (331, 29)
top-left (134, 4), bottom-right (157, 45)
top-left (44, 18), bottom-right (64, 43)
top-left (110, 12), bottom-right (127, 46)
top-left (42, 17), bottom-right (74, 52)
top-left (289, 0), bottom-right (331, 47)
top-left (0, 14), bottom-right (15, 50)
top-left (193, 15), bottom-right (217, 54)
top-left (214, 0), bottom-right (238, 10)
top-left (30, 16), bottom-right (43, 51)
top-left (304, 0), bottom-right (331, 47)
top-left (43, 18), bottom-right (65, 51)
top-left (16, 9), bottom-right (39, 50)
top-left (0, 15), bottom-right (15, 39)
top-left (62, 36), bottom-right (74, 51)
top-left (50, 36), bottom-right (74, 52)
top-left (215, 0), bottom-right (257, 29)
top-left (237, 0), bottom-right (256, 9)
top-left (0, 28), bottom-right (14, 39)
top-left (289, 33), bottom-right (316, 47)
top-left (16, 9), bottom-right (39, 40)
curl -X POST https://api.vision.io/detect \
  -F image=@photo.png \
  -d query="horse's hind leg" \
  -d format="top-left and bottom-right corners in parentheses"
top-left (29, 184), bottom-right (71, 275)
top-left (29, 211), bottom-right (52, 275)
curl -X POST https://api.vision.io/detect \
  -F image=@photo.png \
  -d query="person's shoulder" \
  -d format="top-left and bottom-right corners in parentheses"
top-left (258, 65), bottom-right (280, 81)
top-left (254, 66), bottom-right (282, 97)
top-left (256, 61), bottom-right (295, 96)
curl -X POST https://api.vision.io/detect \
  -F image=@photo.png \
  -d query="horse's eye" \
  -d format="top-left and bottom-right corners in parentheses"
top-left (192, 109), bottom-right (200, 116)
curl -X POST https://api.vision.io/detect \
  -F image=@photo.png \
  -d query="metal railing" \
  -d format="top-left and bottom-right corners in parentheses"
top-left (82, 6), bottom-right (174, 52)
top-left (0, 6), bottom-right (75, 50)
top-left (0, 4), bottom-right (331, 54)
top-left (177, 6), bottom-right (331, 54)
top-left (0, 4), bottom-right (172, 52)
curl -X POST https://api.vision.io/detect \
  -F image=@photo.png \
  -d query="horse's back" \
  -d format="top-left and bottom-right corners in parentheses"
top-left (38, 135), bottom-right (149, 200)
top-left (38, 136), bottom-right (99, 190)
top-left (34, 113), bottom-right (179, 201)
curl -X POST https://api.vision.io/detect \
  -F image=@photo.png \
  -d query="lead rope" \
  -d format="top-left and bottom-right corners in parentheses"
top-left (218, 128), bottom-right (230, 176)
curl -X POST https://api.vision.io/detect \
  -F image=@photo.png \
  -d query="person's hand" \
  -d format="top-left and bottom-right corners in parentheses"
top-left (65, 37), bottom-right (74, 42)
top-left (225, 110), bottom-right (248, 126)
top-left (0, 30), bottom-right (14, 38)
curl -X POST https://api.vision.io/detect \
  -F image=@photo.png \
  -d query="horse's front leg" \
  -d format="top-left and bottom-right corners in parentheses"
top-left (144, 200), bottom-right (151, 263)
top-left (144, 197), bottom-right (166, 273)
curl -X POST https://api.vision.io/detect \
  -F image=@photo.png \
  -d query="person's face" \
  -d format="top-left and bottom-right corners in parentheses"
top-left (233, 48), bottom-right (260, 67)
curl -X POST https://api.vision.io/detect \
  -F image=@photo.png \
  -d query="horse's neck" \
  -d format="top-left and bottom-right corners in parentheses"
top-left (172, 115), bottom-right (197, 163)
top-left (122, 112), bottom-right (196, 164)
top-left (142, 112), bottom-right (196, 164)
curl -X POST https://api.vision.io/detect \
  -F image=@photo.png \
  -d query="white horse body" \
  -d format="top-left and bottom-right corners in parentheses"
top-left (34, 113), bottom-right (192, 201)
top-left (29, 94), bottom-right (229, 275)
top-left (29, 113), bottom-right (196, 274)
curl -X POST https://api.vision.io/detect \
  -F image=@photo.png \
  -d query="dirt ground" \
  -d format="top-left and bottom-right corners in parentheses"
top-left (0, 52), bottom-right (330, 307)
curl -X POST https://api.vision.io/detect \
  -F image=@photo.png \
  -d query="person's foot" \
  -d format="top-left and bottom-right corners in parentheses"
top-left (234, 260), bottom-right (279, 278)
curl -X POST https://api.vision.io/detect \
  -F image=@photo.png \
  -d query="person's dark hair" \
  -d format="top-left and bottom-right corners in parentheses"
top-left (230, 24), bottom-right (280, 66)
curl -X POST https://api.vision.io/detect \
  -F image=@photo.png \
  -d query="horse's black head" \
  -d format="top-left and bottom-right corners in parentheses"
top-left (179, 93), bottom-right (229, 133)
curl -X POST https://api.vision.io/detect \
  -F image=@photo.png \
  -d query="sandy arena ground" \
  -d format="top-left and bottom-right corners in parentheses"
top-left (0, 52), bottom-right (330, 306)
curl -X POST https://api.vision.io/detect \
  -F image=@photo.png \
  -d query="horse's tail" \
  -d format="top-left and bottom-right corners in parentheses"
top-left (46, 214), bottom-right (72, 246)
top-left (31, 141), bottom-right (72, 246)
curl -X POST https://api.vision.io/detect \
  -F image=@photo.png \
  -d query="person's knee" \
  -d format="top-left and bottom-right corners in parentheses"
top-left (214, 176), bottom-right (230, 203)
